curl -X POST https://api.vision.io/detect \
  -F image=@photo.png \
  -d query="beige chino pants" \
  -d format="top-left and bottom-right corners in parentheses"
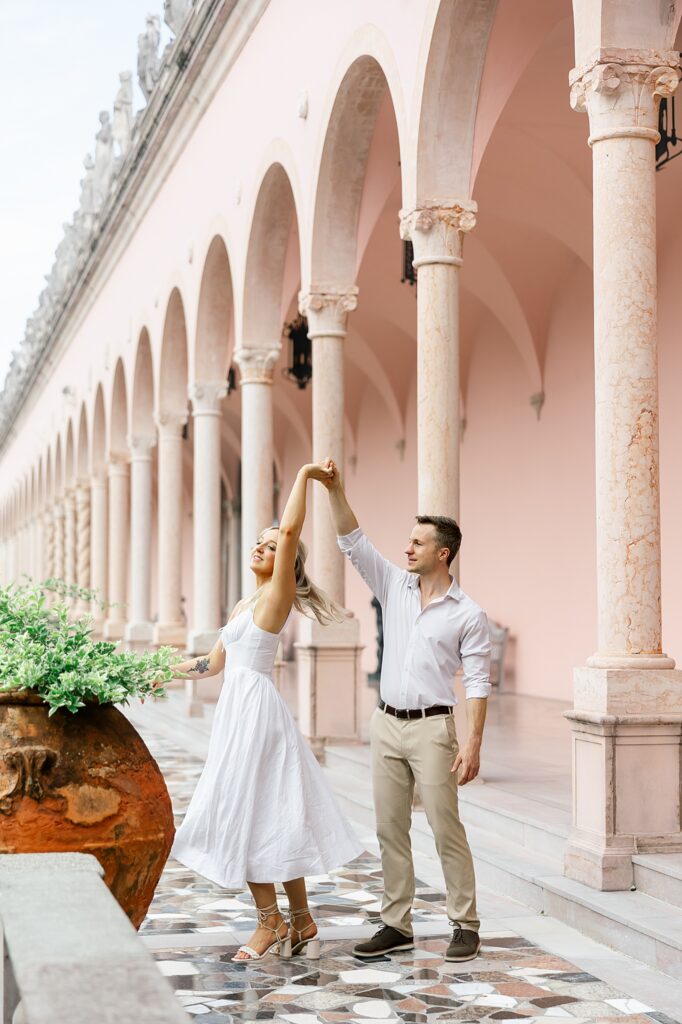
top-left (369, 706), bottom-right (479, 935)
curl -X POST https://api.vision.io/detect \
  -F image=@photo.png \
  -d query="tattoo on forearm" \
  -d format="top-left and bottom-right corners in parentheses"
top-left (191, 657), bottom-right (210, 674)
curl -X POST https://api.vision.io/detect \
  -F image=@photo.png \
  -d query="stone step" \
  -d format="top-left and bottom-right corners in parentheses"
top-left (542, 875), bottom-right (682, 981)
top-left (323, 763), bottom-right (682, 982)
top-left (322, 766), bottom-right (564, 911)
top-left (633, 852), bottom-right (682, 908)
top-left (325, 743), bottom-right (571, 862)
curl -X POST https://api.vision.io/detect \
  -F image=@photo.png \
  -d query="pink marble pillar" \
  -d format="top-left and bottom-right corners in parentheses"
top-left (298, 288), bottom-right (357, 606)
top-left (89, 473), bottom-right (108, 632)
top-left (153, 413), bottom-right (187, 646)
top-left (189, 382), bottom-right (226, 652)
top-left (565, 50), bottom-right (682, 890)
top-left (63, 488), bottom-right (77, 600)
top-left (294, 290), bottom-right (362, 751)
top-left (399, 202), bottom-right (476, 521)
top-left (42, 509), bottom-right (55, 583)
top-left (233, 348), bottom-right (279, 596)
top-left (53, 501), bottom-right (65, 584)
top-left (74, 483), bottom-right (91, 616)
top-left (104, 460), bottom-right (129, 640)
top-left (125, 434), bottom-right (156, 642)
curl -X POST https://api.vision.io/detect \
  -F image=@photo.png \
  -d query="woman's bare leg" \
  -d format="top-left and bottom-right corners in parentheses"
top-left (233, 881), bottom-right (288, 960)
top-left (283, 876), bottom-right (317, 947)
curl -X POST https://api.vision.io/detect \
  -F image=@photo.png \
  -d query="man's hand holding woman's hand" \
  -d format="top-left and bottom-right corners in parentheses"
top-left (305, 456), bottom-right (340, 491)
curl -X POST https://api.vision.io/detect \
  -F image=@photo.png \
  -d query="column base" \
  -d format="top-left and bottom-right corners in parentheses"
top-left (184, 681), bottom-right (205, 718)
top-left (103, 619), bottom-right (126, 641)
top-left (566, 667), bottom-right (682, 891)
top-left (187, 628), bottom-right (220, 655)
top-left (124, 620), bottom-right (154, 644)
top-left (153, 622), bottom-right (187, 647)
top-left (294, 616), bottom-right (363, 756)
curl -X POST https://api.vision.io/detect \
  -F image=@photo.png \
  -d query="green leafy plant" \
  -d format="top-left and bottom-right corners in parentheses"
top-left (0, 582), bottom-right (178, 716)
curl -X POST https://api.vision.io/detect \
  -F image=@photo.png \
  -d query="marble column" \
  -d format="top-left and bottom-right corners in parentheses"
top-left (188, 382), bottom-right (226, 653)
top-left (292, 290), bottom-right (362, 751)
top-left (226, 499), bottom-right (241, 613)
top-left (153, 413), bottom-right (187, 646)
top-left (104, 460), bottom-right (129, 640)
top-left (43, 510), bottom-right (55, 583)
top-left (74, 484), bottom-right (91, 616)
top-left (400, 202), bottom-right (476, 520)
top-left (53, 501), bottom-right (65, 584)
top-left (125, 434), bottom-right (156, 642)
top-left (63, 489), bottom-right (77, 600)
top-left (565, 50), bottom-right (682, 890)
top-left (90, 473), bottom-right (108, 631)
top-left (299, 288), bottom-right (357, 606)
top-left (233, 348), bottom-right (280, 596)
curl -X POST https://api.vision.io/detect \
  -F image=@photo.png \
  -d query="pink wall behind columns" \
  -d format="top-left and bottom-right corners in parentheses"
top-left (461, 260), bottom-right (596, 700)
top-left (658, 238), bottom-right (682, 668)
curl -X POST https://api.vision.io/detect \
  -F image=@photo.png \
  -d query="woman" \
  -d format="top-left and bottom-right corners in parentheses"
top-left (167, 461), bottom-right (363, 962)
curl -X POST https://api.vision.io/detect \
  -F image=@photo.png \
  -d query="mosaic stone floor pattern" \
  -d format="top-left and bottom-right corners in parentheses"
top-left (142, 731), bottom-right (679, 1024)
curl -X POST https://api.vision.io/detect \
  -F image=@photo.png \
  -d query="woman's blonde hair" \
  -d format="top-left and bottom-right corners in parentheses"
top-left (248, 531), bottom-right (346, 625)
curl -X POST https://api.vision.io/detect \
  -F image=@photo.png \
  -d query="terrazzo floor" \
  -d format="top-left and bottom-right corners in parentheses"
top-left (141, 732), bottom-right (680, 1024)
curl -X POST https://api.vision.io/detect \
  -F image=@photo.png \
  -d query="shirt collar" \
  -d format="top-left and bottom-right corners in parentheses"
top-left (408, 573), bottom-right (462, 602)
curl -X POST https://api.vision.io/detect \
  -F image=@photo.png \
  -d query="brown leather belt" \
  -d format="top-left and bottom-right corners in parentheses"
top-left (379, 700), bottom-right (453, 720)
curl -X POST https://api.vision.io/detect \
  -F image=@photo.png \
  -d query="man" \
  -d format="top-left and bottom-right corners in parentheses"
top-left (322, 460), bottom-right (491, 962)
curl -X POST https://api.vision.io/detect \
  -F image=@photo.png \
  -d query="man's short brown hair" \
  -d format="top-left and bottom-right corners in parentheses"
top-left (415, 515), bottom-right (462, 566)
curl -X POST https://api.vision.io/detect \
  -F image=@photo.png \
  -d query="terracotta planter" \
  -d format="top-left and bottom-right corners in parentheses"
top-left (0, 690), bottom-right (174, 929)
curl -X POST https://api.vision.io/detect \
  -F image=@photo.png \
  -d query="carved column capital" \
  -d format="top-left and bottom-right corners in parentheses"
top-left (233, 346), bottom-right (281, 385)
top-left (569, 49), bottom-right (680, 143)
top-left (127, 433), bottom-right (157, 460)
top-left (107, 458), bottom-right (129, 479)
top-left (399, 201), bottom-right (477, 268)
top-left (154, 411), bottom-right (188, 439)
top-left (189, 380), bottom-right (227, 415)
top-left (298, 287), bottom-right (358, 338)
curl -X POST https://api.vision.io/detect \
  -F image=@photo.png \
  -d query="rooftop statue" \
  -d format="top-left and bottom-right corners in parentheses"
top-left (138, 14), bottom-right (161, 101)
top-left (164, 0), bottom-right (192, 36)
top-left (94, 111), bottom-right (114, 206)
top-left (113, 71), bottom-right (134, 159)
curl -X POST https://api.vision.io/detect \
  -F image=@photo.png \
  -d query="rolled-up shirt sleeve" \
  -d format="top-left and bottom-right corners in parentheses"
top-left (460, 610), bottom-right (492, 699)
top-left (337, 528), bottom-right (400, 606)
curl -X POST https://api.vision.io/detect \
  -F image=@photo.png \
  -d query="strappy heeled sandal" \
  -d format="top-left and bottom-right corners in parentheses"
top-left (287, 906), bottom-right (321, 960)
top-left (231, 901), bottom-right (291, 962)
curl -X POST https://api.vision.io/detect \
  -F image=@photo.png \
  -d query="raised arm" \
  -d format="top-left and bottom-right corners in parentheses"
top-left (320, 459), bottom-right (400, 605)
top-left (253, 463), bottom-right (331, 634)
top-left (325, 460), bottom-right (359, 535)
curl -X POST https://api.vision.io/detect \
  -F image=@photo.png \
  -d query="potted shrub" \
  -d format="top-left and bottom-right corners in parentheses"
top-left (0, 581), bottom-right (178, 928)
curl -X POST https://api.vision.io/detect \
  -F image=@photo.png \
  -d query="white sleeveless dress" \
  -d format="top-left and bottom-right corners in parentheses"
top-left (171, 607), bottom-right (363, 887)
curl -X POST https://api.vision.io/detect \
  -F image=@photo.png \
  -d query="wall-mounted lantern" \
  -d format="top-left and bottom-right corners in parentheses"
top-left (401, 239), bottom-right (417, 286)
top-left (657, 95), bottom-right (682, 170)
top-left (282, 315), bottom-right (312, 390)
top-left (226, 364), bottom-right (236, 395)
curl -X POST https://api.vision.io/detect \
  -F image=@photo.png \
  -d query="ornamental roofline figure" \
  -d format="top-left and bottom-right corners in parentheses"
top-left (137, 14), bottom-right (161, 102)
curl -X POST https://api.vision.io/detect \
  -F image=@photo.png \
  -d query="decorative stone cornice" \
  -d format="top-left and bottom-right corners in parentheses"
top-left (233, 347), bottom-right (281, 385)
top-left (569, 48), bottom-right (680, 144)
top-left (399, 201), bottom-right (477, 268)
top-left (189, 380), bottom-right (227, 415)
top-left (127, 433), bottom-right (157, 460)
top-left (298, 287), bottom-right (358, 338)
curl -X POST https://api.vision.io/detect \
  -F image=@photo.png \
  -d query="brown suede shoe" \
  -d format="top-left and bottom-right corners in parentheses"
top-left (445, 925), bottom-right (481, 962)
top-left (353, 925), bottom-right (414, 958)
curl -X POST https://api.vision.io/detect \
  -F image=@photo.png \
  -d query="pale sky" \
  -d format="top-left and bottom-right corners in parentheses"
top-left (0, 1), bottom-right (171, 384)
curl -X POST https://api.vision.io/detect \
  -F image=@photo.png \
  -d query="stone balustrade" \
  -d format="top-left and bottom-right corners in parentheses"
top-left (0, 852), bottom-right (189, 1024)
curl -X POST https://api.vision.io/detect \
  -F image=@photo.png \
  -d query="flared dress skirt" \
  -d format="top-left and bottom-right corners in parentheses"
top-left (171, 610), bottom-right (363, 887)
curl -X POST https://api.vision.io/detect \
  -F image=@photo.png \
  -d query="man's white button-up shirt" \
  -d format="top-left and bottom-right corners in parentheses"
top-left (338, 528), bottom-right (492, 708)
